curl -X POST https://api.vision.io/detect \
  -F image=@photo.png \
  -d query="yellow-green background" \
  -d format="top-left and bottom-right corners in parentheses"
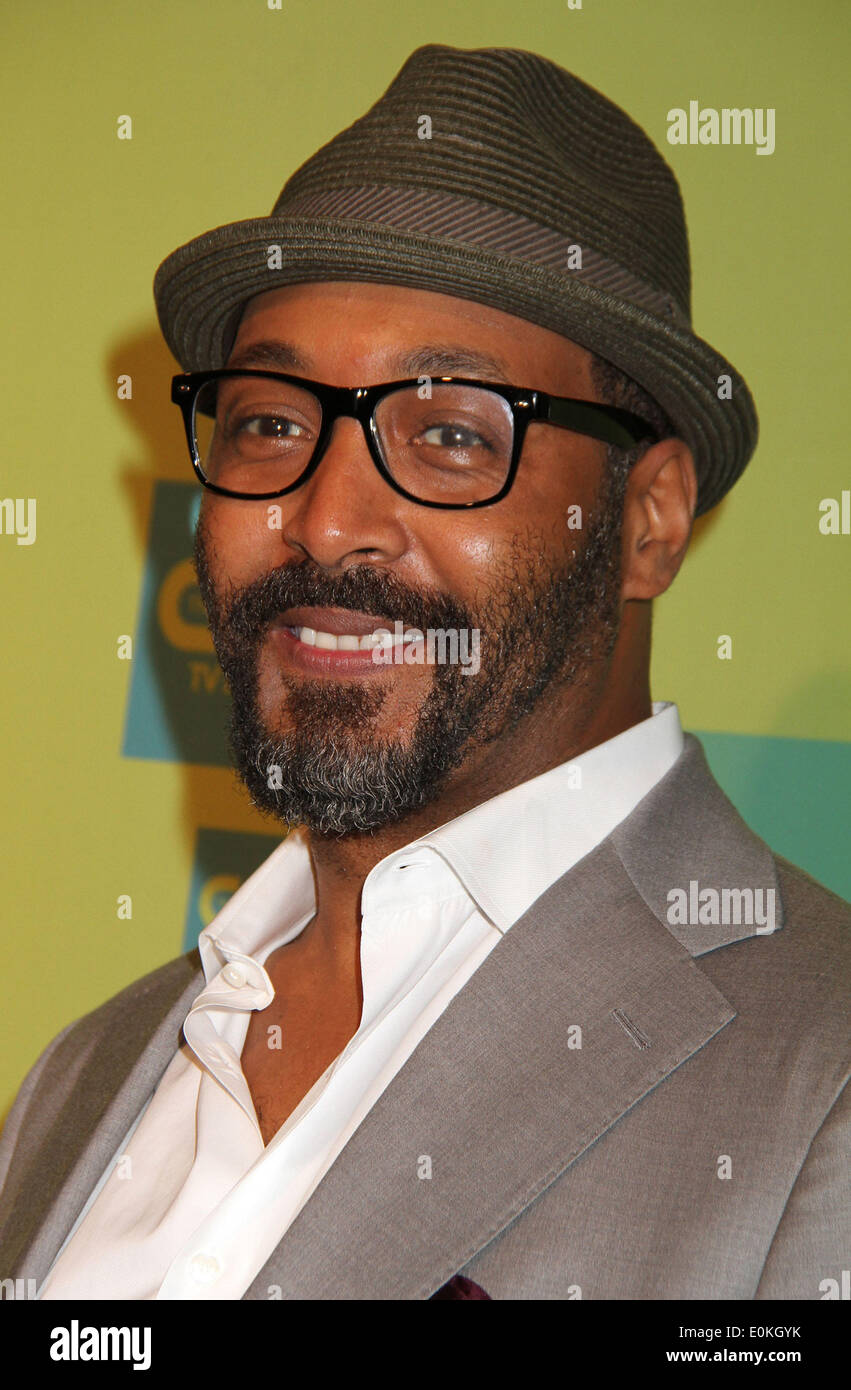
top-left (1, 0), bottom-right (848, 1116)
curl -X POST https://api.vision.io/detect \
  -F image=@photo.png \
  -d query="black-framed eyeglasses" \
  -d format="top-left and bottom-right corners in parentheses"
top-left (171, 369), bottom-right (658, 509)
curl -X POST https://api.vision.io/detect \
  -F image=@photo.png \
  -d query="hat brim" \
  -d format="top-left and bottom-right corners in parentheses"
top-left (154, 217), bottom-right (758, 517)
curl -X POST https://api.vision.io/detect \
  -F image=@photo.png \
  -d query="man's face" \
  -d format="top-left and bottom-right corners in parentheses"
top-left (194, 281), bottom-right (627, 837)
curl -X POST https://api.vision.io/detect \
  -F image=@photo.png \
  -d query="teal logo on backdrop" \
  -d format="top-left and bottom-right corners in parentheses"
top-left (183, 827), bottom-right (285, 952)
top-left (122, 480), bottom-right (232, 765)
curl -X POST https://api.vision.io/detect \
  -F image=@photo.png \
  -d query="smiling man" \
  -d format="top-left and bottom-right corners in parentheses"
top-left (192, 279), bottom-right (687, 1148)
top-left (0, 44), bottom-right (848, 1303)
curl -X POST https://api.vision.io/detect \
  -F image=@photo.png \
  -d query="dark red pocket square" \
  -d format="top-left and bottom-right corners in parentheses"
top-left (430, 1275), bottom-right (491, 1300)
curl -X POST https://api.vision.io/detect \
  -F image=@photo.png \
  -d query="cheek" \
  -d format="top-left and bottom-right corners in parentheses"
top-left (512, 444), bottom-right (607, 556)
top-left (200, 496), bottom-right (280, 586)
top-left (425, 460), bottom-right (604, 606)
top-left (450, 531), bottom-right (498, 567)
top-left (434, 453), bottom-right (602, 570)
top-left (413, 525), bottom-right (501, 609)
top-left (523, 441), bottom-right (604, 521)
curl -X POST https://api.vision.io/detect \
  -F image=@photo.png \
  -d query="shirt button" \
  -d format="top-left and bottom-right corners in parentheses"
top-left (222, 963), bottom-right (247, 988)
top-left (189, 1252), bottom-right (222, 1284)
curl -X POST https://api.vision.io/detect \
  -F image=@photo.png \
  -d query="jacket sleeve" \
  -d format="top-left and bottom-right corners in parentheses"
top-left (754, 1080), bottom-right (851, 1299)
top-left (0, 1023), bottom-right (79, 1194)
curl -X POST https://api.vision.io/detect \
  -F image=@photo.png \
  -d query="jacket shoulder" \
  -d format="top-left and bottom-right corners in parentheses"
top-left (60, 948), bottom-right (204, 1045)
top-left (0, 950), bottom-right (202, 1175)
top-left (774, 854), bottom-right (851, 932)
top-left (698, 853), bottom-right (851, 1101)
top-left (0, 950), bottom-right (204, 1271)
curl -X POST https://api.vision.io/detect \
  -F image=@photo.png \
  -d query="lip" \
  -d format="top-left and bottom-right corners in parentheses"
top-left (274, 607), bottom-right (395, 638)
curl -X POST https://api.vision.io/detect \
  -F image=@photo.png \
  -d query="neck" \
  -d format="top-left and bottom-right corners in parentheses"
top-left (302, 616), bottom-right (652, 954)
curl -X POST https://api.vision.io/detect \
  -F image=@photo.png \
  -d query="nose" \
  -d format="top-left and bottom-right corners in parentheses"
top-left (280, 415), bottom-right (408, 570)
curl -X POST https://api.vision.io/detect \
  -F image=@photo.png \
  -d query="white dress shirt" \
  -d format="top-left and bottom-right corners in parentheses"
top-left (38, 701), bottom-right (684, 1300)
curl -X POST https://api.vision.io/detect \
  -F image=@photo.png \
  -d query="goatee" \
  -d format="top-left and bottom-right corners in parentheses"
top-left (193, 471), bottom-right (626, 838)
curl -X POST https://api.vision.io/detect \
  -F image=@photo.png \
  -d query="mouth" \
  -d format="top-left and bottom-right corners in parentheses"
top-left (269, 607), bottom-right (423, 673)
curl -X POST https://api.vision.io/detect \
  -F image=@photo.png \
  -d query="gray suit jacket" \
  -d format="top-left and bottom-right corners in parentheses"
top-left (1, 734), bottom-right (848, 1300)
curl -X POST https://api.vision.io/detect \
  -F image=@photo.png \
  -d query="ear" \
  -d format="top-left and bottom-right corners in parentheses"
top-left (620, 439), bottom-right (698, 601)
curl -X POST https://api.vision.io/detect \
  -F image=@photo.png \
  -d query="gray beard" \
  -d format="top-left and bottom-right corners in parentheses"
top-left (194, 470), bottom-right (626, 839)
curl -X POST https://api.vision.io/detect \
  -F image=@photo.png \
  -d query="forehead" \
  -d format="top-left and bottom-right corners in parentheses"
top-left (227, 281), bottom-right (595, 393)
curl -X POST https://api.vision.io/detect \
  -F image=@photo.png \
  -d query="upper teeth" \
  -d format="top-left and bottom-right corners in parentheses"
top-left (288, 625), bottom-right (419, 651)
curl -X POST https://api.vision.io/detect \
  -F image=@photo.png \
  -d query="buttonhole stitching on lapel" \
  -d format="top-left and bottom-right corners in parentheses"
top-left (611, 1008), bottom-right (651, 1049)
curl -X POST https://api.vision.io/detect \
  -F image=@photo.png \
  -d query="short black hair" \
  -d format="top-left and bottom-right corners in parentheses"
top-left (588, 351), bottom-right (676, 488)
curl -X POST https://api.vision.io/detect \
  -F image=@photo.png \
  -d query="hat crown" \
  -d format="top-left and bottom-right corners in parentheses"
top-left (275, 44), bottom-right (691, 320)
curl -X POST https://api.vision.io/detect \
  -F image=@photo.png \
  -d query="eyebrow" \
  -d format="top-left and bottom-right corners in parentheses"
top-left (224, 339), bottom-right (511, 382)
top-left (394, 344), bottom-right (511, 381)
top-left (226, 341), bottom-right (309, 372)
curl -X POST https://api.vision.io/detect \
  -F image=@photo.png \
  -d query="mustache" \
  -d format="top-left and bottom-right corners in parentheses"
top-left (197, 552), bottom-right (475, 646)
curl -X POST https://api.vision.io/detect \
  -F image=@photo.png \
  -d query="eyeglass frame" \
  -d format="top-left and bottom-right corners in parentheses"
top-left (171, 368), bottom-right (659, 510)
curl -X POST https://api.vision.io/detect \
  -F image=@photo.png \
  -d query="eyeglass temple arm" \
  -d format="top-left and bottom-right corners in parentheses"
top-left (540, 395), bottom-right (657, 450)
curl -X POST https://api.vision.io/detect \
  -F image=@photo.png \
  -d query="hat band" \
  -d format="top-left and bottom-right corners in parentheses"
top-left (275, 184), bottom-right (688, 327)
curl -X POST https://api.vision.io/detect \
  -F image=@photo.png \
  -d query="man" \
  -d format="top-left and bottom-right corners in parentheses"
top-left (0, 44), bottom-right (848, 1301)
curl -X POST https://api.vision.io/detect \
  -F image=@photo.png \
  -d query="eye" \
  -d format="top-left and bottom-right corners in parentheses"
top-left (238, 414), bottom-right (307, 439)
top-left (419, 423), bottom-right (491, 450)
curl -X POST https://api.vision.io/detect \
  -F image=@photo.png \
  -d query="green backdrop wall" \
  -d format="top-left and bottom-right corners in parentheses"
top-left (1, 0), bottom-right (848, 1118)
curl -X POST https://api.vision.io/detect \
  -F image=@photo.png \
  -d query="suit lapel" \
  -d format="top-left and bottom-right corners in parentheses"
top-left (246, 734), bottom-right (781, 1300)
top-left (611, 733), bottom-right (784, 953)
top-left (246, 834), bottom-right (735, 1299)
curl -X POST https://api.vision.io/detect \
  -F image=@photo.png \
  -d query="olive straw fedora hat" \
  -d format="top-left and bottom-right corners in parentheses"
top-left (154, 43), bottom-right (757, 517)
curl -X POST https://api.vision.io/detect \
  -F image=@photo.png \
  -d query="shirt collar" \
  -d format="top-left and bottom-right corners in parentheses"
top-left (198, 701), bottom-right (684, 969)
top-left (197, 827), bottom-right (315, 984)
top-left (368, 701), bottom-right (684, 932)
